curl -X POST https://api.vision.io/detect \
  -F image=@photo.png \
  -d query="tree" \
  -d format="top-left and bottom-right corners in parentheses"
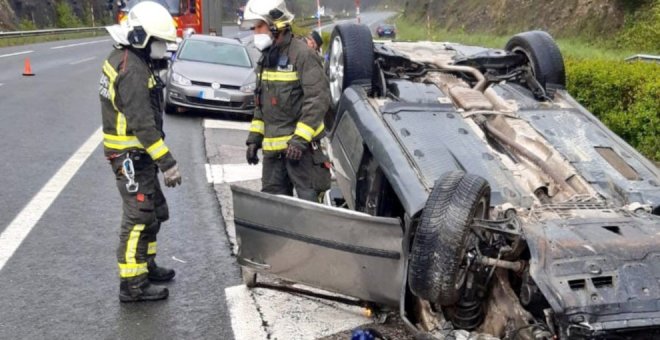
top-left (55, 0), bottom-right (83, 28)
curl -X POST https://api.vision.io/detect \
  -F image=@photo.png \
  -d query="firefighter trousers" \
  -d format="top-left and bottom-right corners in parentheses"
top-left (110, 152), bottom-right (169, 283)
top-left (261, 147), bottom-right (331, 202)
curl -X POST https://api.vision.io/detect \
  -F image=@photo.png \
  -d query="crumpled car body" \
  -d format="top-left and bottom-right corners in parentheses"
top-left (232, 24), bottom-right (660, 339)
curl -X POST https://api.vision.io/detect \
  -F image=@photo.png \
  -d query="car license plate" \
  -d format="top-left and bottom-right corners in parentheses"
top-left (203, 89), bottom-right (230, 102)
top-left (214, 90), bottom-right (230, 102)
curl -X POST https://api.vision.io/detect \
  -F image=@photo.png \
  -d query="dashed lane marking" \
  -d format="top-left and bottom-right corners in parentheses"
top-left (205, 163), bottom-right (262, 184)
top-left (51, 39), bottom-right (111, 50)
top-left (0, 50), bottom-right (33, 59)
top-left (0, 127), bottom-right (102, 272)
top-left (203, 119), bottom-right (250, 131)
top-left (69, 56), bottom-right (97, 65)
top-left (0, 83), bottom-right (4, 87)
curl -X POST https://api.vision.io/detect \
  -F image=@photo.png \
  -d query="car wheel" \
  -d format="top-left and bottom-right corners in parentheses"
top-left (241, 267), bottom-right (257, 288)
top-left (165, 103), bottom-right (177, 115)
top-left (327, 23), bottom-right (374, 109)
top-left (505, 31), bottom-right (566, 90)
top-left (408, 171), bottom-right (491, 306)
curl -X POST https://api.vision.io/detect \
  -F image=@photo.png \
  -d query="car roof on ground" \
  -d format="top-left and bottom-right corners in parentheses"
top-left (186, 34), bottom-right (243, 46)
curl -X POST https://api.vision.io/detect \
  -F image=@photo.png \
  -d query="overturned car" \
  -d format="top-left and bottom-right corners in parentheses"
top-left (232, 23), bottom-right (660, 339)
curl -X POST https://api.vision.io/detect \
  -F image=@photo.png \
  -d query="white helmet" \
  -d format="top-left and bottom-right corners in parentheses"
top-left (241, 0), bottom-right (295, 31)
top-left (125, 1), bottom-right (177, 48)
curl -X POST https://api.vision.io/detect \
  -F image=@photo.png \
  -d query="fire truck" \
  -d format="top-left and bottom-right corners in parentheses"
top-left (110, 0), bottom-right (223, 37)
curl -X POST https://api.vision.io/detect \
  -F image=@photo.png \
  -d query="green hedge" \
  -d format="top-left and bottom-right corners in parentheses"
top-left (566, 58), bottom-right (659, 161)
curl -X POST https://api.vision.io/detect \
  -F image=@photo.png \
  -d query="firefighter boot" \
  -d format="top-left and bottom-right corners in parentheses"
top-left (119, 277), bottom-right (169, 302)
top-left (147, 258), bottom-right (176, 282)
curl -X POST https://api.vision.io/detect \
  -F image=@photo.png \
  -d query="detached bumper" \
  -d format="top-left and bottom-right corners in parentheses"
top-left (524, 214), bottom-right (660, 336)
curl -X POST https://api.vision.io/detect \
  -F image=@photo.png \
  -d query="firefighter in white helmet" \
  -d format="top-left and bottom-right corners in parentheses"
top-left (100, 1), bottom-right (182, 302)
top-left (243, 0), bottom-right (332, 202)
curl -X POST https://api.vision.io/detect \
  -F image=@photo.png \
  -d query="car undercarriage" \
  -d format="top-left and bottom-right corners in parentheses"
top-left (233, 24), bottom-right (660, 339)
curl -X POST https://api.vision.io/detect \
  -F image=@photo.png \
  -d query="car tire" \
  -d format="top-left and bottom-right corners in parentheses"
top-left (408, 171), bottom-right (491, 306)
top-left (164, 103), bottom-right (177, 115)
top-left (505, 31), bottom-right (566, 90)
top-left (327, 23), bottom-right (374, 108)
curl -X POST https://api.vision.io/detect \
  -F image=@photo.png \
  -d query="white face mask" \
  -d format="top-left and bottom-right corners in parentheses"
top-left (149, 40), bottom-right (168, 60)
top-left (254, 33), bottom-right (273, 51)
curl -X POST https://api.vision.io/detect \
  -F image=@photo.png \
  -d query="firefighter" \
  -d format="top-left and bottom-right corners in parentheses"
top-left (243, 0), bottom-right (332, 202)
top-left (305, 30), bottom-right (323, 54)
top-left (100, 1), bottom-right (182, 302)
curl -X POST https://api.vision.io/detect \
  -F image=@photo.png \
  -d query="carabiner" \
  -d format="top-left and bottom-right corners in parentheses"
top-left (122, 157), bottom-right (139, 193)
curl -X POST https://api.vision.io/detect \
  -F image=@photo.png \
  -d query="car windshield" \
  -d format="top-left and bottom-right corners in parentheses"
top-left (121, 0), bottom-right (180, 15)
top-left (178, 40), bottom-right (253, 68)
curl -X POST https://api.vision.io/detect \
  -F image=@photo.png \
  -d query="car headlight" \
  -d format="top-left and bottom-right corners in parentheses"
top-left (171, 72), bottom-right (191, 86)
top-left (240, 83), bottom-right (256, 93)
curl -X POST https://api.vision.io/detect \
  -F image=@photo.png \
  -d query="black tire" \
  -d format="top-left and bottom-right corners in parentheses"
top-left (164, 103), bottom-right (176, 115)
top-left (241, 267), bottom-right (257, 288)
top-left (505, 30), bottom-right (566, 89)
top-left (409, 171), bottom-right (465, 302)
top-left (327, 23), bottom-right (374, 108)
top-left (408, 172), bottom-right (491, 306)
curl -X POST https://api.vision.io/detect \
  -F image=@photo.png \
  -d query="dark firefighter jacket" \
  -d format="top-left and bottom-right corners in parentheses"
top-left (99, 47), bottom-right (176, 172)
top-left (246, 30), bottom-right (331, 153)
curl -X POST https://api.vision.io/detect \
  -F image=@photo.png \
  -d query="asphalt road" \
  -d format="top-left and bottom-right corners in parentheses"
top-left (0, 12), bottom-right (398, 339)
top-left (0, 36), bottom-right (238, 339)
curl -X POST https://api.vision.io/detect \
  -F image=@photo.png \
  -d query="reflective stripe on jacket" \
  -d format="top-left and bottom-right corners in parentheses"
top-left (246, 31), bottom-right (331, 152)
top-left (99, 47), bottom-right (176, 171)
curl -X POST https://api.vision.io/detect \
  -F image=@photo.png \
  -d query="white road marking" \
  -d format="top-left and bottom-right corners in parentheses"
top-left (0, 83), bottom-right (4, 87)
top-left (69, 56), bottom-right (97, 65)
top-left (206, 163), bottom-right (262, 184)
top-left (203, 119), bottom-right (250, 131)
top-left (205, 164), bottom-right (213, 183)
top-left (50, 39), bottom-right (111, 50)
top-left (225, 285), bottom-right (269, 340)
top-left (0, 50), bottom-right (33, 59)
top-left (226, 283), bottom-right (370, 340)
top-left (0, 127), bottom-right (102, 272)
top-left (254, 283), bottom-right (370, 339)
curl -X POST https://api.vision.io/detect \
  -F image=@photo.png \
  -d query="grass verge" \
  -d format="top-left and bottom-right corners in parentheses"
top-left (393, 16), bottom-right (659, 161)
top-left (0, 32), bottom-right (106, 48)
top-left (394, 17), bottom-right (642, 60)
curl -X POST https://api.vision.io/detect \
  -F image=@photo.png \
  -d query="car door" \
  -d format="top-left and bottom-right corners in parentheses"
top-left (328, 111), bottom-right (365, 211)
top-left (232, 185), bottom-right (404, 307)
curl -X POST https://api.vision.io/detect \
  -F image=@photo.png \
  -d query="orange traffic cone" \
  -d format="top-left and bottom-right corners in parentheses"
top-left (22, 58), bottom-right (34, 76)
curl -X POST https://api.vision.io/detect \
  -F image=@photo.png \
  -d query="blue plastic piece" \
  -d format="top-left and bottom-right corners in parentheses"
top-left (351, 329), bottom-right (376, 340)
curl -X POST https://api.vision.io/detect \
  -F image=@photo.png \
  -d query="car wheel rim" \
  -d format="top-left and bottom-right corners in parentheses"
top-left (512, 46), bottom-right (536, 78)
top-left (454, 196), bottom-right (488, 291)
top-left (329, 36), bottom-right (344, 106)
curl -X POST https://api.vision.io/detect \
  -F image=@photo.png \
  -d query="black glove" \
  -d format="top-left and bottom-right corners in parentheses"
top-left (246, 143), bottom-right (259, 165)
top-left (285, 143), bottom-right (303, 161)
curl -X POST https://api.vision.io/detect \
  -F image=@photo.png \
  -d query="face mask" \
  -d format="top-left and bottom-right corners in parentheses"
top-left (149, 40), bottom-right (168, 60)
top-left (254, 33), bottom-right (273, 51)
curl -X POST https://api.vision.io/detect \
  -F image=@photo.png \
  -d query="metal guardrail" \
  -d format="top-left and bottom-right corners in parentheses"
top-left (295, 16), bottom-right (335, 28)
top-left (0, 27), bottom-right (107, 39)
top-left (624, 54), bottom-right (660, 63)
